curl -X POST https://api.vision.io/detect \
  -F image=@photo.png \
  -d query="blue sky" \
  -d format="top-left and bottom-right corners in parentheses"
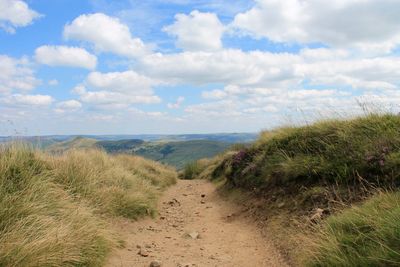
top-left (1, 0), bottom-right (400, 135)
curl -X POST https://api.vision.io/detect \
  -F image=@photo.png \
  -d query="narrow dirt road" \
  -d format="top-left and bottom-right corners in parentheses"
top-left (107, 179), bottom-right (288, 267)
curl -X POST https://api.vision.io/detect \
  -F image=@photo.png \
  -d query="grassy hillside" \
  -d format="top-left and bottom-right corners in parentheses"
top-left (135, 140), bottom-right (230, 169)
top-left (189, 114), bottom-right (400, 266)
top-left (95, 139), bottom-right (144, 153)
top-left (47, 136), bottom-right (98, 153)
top-left (0, 144), bottom-right (176, 266)
top-left (48, 138), bottom-right (231, 169)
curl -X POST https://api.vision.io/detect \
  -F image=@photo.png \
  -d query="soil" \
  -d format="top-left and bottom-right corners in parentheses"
top-left (106, 179), bottom-right (288, 267)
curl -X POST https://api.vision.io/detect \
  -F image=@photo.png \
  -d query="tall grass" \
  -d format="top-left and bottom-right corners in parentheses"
top-left (306, 191), bottom-right (400, 267)
top-left (195, 113), bottom-right (400, 266)
top-left (0, 144), bottom-right (176, 266)
top-left (213, 114), bottom-right (400, 191)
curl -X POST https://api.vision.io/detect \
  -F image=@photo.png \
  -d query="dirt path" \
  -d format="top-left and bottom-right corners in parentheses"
top-left (107, 179), bottom-right (288, 267)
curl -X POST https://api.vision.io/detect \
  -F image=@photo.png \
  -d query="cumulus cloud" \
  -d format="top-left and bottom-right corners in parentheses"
top-left (1, 94), bottom-right (53, 106)
top-left (232, 0), bottom-right (400, 53)
top-left (64, 13), bottom-right (150, 58)
top-left (86, 71), bottom-right (155, 95)
top-left (167, 96), bottom-right (184, 109)
top-left (35, 45), bottom-right (97, 69)
top-left (0, 0), bottom-right (41, 33)
top-left (296, 56), bottom-right (400, 90)
top-left (138, 47), bottom-right (400, 94)
top-left (0, 55), bottom-right (40, 94)
top-left (139, 49), bottom-right (300, 87)
top-left (73, 71), bottom-right (161, 107)
top-left (54, 99), bottom-right (82, 113)
top-left (164, 10), bottom-right (225, 51)
top-left (57, 100), bottom-right (82, 110)
top-left (185, 99), bottom-right (242, 117)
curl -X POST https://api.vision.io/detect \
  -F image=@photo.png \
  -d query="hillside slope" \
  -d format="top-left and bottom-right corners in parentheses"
top-left (0, 145), bottom-right (176, 266)
top-left (190, 114), bottom-right (400, 266)
top-left (47, 136), bottom-right (98, 153)
top-left (48, 138), bottom-right (231, 169)
top-left (135, 140), bottom-right (230, 169)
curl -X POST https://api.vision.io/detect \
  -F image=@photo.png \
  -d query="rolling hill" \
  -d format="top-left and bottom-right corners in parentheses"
top-left (46, 137), bottom-right (231, 169)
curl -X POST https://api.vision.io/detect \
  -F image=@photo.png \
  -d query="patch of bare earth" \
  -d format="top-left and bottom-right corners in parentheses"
top-left (107, 179), bottom-right (288, 267)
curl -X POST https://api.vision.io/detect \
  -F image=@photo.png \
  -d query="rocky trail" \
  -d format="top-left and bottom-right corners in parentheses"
top-left (106, 179), bottom-right (288, 267)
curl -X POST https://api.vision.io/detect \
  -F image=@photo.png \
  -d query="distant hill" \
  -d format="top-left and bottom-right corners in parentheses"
top-left (95, 139), bottom-right (144, 153)
top-left (46, 137), bottom-right (231, 169)
top-left (1, 132), bottom-right (258, 144)
top-left (47, 137), bottom-right (98, 153)
top-left (135, 140), bottom-right (231, 169)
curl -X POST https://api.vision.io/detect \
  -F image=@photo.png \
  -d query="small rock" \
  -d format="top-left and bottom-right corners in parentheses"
top-left (149, 260), bottom-right (162, 267)
top-left (188, 232), bottom-right (200, 239)
top-left (277, 202), bottom-right (285, 208)
top-left (200, 200), bottom-right (206, 204)
top-left (138, 248), bottom-right (149, 257)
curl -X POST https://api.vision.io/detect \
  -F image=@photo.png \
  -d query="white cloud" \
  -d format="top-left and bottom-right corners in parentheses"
top-left (296, 56), bottom-right (400, 90)
top-left (35, 45), bottom-right (97, 69)
top-left (140, 49), bottom-right (300, 87)
top-left (77, 90), bottom-right (161, 105)
top-left (139, 47), bottom-right (400, 95)
top-left (0, 55), bottom-right (40, 93)
top-left (164, 10), bottom-right (225, 51)
top-left (0, 0), bottom-right (41, 33)
top-left (57, 100), bottom-right (82, 110)
top-left (185, 100), bottom-right (242, 117)
top-left (1, 94), bottom-right (53, 106)
top-left (243, 106), bottom-right (278, 113)
top-left (232, 0), bottom-right (400, 53)
top-left (202, 89), bottom-right (228, 100)
top-left (48, 79), bottom-right (59, 86)
top-left (64, 13), bottom-right (150, 58)
top-left (54, 100), bottom-right (82, 113)
top-left (87, 70), bottom-right (155, 94)
top-left (73, 71), bottom-right (161, 106)
top-left (167, 96), bottom-right (184, 109)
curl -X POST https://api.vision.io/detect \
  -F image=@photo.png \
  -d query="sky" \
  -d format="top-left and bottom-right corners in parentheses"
top-left (1, 0), bottom-right (400, 135)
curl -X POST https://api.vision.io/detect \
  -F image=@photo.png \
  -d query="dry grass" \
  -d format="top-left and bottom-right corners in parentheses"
top-left (0, 144), bottom-right (177, 266)
top-left (303, 191), bottom-right (400, 267)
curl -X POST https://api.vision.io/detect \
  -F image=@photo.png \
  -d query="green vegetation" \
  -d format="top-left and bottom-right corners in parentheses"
top-left (95, 139), bottom-right (144, 153)
top-left (0, 144), bottom-right (176, 266)
top-left (48, 138), bottom-right (231, 169)
top-left (181, 159), bottom-right (211, 180)
top-left (47, 136), bottom-right (98, 153)
top-left (307, 191), bottom-right (400, 267)
top-left (194, 113), bottom-right (400, 266)
top-left (136, 140), bottom-right (230, 169)
top-left (211, 114), bottom-right (400, 192)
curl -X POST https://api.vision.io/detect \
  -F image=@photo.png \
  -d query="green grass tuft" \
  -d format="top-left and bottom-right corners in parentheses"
top-left (213, 114), bottom-right (400, 190)
top-left (306, 191), bottom-right (400, 267)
